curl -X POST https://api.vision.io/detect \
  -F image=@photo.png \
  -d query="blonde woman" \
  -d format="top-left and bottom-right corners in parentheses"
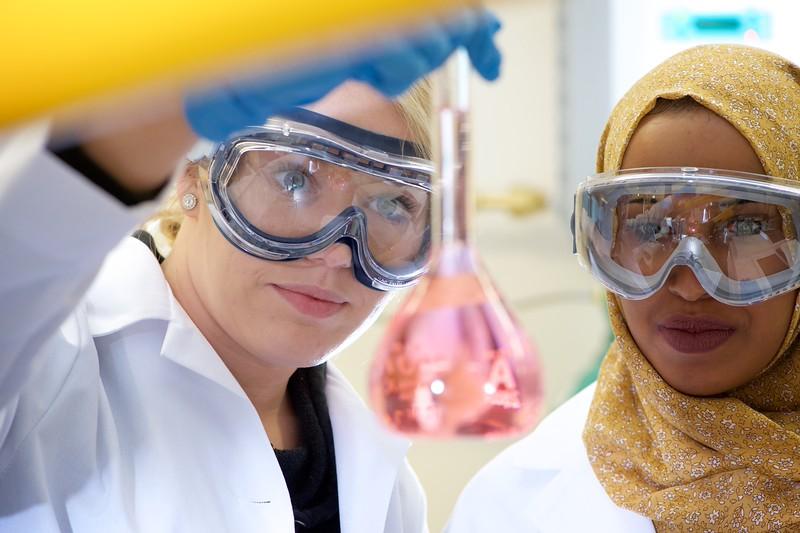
top-left (0, 14), bottom-right (501, 533)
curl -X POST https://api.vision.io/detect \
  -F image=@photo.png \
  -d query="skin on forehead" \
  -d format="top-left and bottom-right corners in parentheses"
top-left (621, 105), bottom-right (765, 174)
top-left (305, 80), bottom-right (414, 141)
top-left (615, 106), bottom-right (796, 396)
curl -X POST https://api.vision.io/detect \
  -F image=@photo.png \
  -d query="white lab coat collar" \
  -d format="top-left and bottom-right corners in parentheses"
top-left (326, 365), bottom-right (412, 533)
top-left (86, 236), bottom-right (249, 399)
top-left (525, 443), bottom-right (655, 532)
top-left (504, 385), bottom-right (655, 533)
top-left (85, 236), bottom-right (171, 332)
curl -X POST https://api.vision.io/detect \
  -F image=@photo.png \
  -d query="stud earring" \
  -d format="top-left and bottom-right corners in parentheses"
top-left (181, 193), bottom-right (198, 211)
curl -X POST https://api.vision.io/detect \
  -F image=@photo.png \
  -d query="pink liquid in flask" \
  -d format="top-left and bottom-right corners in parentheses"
top-left (369, 51), bottom-right (543, 438)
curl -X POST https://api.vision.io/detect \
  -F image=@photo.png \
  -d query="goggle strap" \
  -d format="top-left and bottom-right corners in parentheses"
top-left (275, 107), bottom-right (426, 159)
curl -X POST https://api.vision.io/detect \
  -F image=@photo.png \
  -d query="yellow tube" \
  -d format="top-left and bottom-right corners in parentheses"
top-left (1, 0), bottom-right (469, 128)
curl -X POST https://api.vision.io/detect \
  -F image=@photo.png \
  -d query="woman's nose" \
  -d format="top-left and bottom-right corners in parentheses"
top-left (666, 265), bottom-right (712, 302)
top-left (306, 242), bottom-right (353, 270)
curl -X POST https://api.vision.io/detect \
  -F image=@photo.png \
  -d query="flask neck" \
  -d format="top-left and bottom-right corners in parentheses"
top-left (435, 50), bottom-right (473, 249)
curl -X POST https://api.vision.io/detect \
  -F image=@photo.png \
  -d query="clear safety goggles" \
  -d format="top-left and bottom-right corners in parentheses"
top-left (572, 167), bottom-right (800, 306)
top-left (202, 109), bottom-right (434, 291)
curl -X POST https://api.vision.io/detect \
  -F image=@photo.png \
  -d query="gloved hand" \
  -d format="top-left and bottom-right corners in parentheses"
top-left (185, 10), bottom-right (502, 141)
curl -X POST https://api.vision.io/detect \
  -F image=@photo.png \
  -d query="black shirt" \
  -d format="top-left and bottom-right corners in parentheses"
top-left (274, 366), bottom-right (341, 533)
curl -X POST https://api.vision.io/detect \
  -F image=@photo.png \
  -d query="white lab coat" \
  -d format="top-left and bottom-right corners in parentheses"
top-left (0, 125), bottom-right (427, 533)
top-left (446, 384), bottom-right (655, 533)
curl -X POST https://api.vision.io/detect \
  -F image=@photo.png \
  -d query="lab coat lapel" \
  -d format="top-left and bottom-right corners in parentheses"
top-left (529, 453), bottom-right (655, 533)
top-left (326, 365), bottom-right (411, 533)
top-left (87, 237), bottom-right (296, 529)
top-left (493, 384), bottom-right (653, 532)
top-left (88, 237), bottom-right (250, 400)
top-left (160, 299), bottom-right (250, 400)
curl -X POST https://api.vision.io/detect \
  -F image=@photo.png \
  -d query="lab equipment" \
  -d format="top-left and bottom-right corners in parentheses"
top-left (203, 108), bottom-right (434, 291)
top-left (573, 167), bottom-right (800, 306)
top-left (369, 51), bottom-right (543, 438)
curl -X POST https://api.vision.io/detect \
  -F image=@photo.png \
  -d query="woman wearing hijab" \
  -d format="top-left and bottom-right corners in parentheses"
top-left (447, 44), bottom-right (800, 532)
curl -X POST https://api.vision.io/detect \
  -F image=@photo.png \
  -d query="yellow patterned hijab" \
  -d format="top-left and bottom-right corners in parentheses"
top-left (583, 45), bottom-right (800, 531)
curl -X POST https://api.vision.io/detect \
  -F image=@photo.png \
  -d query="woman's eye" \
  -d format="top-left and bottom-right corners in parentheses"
top-left (276, 170), bottom-right (308, 194)
top-left (269, 168), bottom-right (319, 204)
top-left (371, 195), bottom-right (415, 223)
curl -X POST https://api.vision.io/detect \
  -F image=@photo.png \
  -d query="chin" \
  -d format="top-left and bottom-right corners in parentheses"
top-left (660, 371), bottom-right (733, 397)
top-left (297, 338), bottom-right (352, 367)
top-left (297, 357), bottom-right (331, 369)
top-left (247, 350), bottom-right (326, 370)
top-left (259, 337), bottom-right (347, 368)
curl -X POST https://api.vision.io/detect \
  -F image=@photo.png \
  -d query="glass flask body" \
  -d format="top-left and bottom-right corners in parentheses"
top-left (369, 51), bottom-right (543, 438)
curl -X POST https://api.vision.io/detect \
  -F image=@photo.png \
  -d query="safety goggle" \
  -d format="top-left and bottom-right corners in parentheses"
top-left (572, 167), bottom-right (800, 306)
top-left (202, 110), bottom-right (434, 291)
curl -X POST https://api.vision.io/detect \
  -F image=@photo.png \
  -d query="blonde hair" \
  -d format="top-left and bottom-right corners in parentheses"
top-left (145, 80), bottom-right (433, 253)
top-left (396, 78), bottom-right (433, 159)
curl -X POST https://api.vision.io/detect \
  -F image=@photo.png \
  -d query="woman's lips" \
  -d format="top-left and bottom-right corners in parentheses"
top-left (657, 316), bottom-right (736, 354)
top-left (272, 284), bottom-right (346, 319)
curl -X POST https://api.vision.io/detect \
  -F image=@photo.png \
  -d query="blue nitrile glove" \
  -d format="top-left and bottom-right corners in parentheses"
top-left (185, 10), bottom-right (502, 141)
top-left (351, 10), bottom-right (501, 96)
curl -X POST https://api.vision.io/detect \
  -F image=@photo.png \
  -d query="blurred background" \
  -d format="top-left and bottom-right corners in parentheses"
top-left (334, 0), bottom-right (800, 530)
